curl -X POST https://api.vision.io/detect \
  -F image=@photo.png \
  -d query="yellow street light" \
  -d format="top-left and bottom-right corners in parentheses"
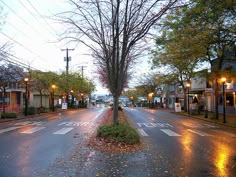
top-left (221, 77), bottom-right (226, 123)
top-left (24, 77), bottom-right (29, 116)
top-left (186, 83), bottom-right (191, 114)
top-left (51, 84), bottom-right (56, 112)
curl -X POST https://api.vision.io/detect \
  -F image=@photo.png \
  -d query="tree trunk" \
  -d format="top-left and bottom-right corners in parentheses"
top-left (113, 95), bottom-right (119, 125)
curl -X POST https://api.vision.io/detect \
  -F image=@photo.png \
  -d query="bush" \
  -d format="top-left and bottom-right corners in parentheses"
top-left (27, 106), bottom-right (36, 115)
top-left (1, 112), bottom-right (17, 119)
top-left (97, 123), bottom-right (140, 145)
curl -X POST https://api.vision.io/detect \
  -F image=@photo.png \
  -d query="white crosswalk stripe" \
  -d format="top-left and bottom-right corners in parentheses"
top-left (20, 127), bottom-right (46, 134)
top-left (187, 129), bottom-right (212, 136)
top-left (14, 121), bottom-right (46, 126)
top-left (53, 127), bottom-right (74, 135)
top-left (137, 129), bottom-right (148, 136)
top-left (212, 130), bottom-right (236, 137)
top-left (0, 127), bottom-right (21, 134)
top-left (160, 129), bottom-right (181, 136)
top-left (58, 121), bottom-right (89, 126)
top-left (14, 121), bottom-right (32, 126)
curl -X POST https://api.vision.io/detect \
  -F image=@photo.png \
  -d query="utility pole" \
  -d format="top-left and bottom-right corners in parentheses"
top-left (78, 65), bottom-right (87, 79)
top-left (61, 48), bottom-right (74, 107)
top-left (61, 48), bottom-right (74, 75)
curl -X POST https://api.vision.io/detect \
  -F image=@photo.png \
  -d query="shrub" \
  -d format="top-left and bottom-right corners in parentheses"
top-left (1, 112), bottom-right (17, 119)
top-left (27, 106), bottom-right (36, 115)
top-left (97, 123), bottom-right (140, 145)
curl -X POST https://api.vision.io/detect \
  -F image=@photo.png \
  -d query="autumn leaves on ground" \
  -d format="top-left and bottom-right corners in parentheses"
top-left (89, 108), bottom-right (144, 153)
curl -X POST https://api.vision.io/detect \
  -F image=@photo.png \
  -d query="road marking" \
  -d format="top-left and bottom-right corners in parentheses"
top-left (30, 121), bottom-right (45, 126)
top-left (137, 123), bottom-right (173, 128)
top-left (14, 121), bottom-right (45, 126)
top-left (187, 129), bottom-right (212, 136)
top-left (53, 127), bottom-right (74, 135)
top-left (0, 127), bottom-right (20, 134)
top-left (160, 129), bottom-right (181, 136)
top-left (213, 130), bottom-right (236, 137)
top-left (20, 127), bottom-right (46, 134)
top-left (203, 124), bottom-right (218, 128)
top-left (143, 123), bottom-right (155, 128)
top-left (137, 123), bottom-right (143, 127)
top-left (58, 121), bottom-right (89, 126)
top-left (183, 123), bottom-right (199, 128)
top-left (137, 129), bottom-right (148, 136)
top-left (14, 121), bottom-right (32, 126)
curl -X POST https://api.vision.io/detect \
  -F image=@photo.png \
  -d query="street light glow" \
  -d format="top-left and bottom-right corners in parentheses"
top-left (186, 83), bottom-right (190, 88)
top-left (24, 77), bottom-right (29, 82)
top-left (221, 77), bottom-right (226, 82)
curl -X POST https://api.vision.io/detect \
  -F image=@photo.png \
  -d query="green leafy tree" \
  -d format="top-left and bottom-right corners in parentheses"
top-left (176, 0), bottom-right (236, 118)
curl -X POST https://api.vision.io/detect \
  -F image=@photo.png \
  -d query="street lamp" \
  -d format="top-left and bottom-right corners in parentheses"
top-left (186, 83), bottom-right (191, 114)
top-left (70, 89), bottom-right (74, 108)
top-left (130, 96), bottom-right (134, 106)
top-left (24, 77), bottom-right (29, 116)
top-left (221, 77), bottom-right (226, 123)
top-left (148, 92), bottom-right (154, 108)
top-left (51, 84), bottom-right (56, 112)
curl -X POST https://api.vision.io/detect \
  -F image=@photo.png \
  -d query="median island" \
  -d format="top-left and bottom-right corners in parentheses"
top-left (89, 109), bottom-right (143, 153)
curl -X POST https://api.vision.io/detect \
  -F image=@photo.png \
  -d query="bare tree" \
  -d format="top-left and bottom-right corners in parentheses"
top-left (58, 0), bottom-right (183, 124)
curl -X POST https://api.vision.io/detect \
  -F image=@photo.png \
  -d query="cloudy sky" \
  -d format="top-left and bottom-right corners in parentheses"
top-left (0, 0), bottom-right (151, 94)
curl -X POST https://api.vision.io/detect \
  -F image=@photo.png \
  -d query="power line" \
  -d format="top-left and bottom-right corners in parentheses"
top-left (0, 16), bottom-right (32, 40)
top-left (25, 0), bottom-right (60, 38)
top-left (0, 0), bottom-right (40, 36)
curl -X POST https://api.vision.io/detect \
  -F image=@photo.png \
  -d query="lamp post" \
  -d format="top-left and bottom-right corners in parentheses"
top-left (24, 77), bottom-right (29, 116)
top-left (52, 84), bottom-right (56, 112)
top-left (186, 83), bottom-right (191, 114)
top-left (221, 77), bottom-right (226, 123)
top-left (70, 89), bottom-right (74, 108)
top-left (148, 92), bottom-right (154, 108)
top-left (130, 96), bottom-right (134, 106)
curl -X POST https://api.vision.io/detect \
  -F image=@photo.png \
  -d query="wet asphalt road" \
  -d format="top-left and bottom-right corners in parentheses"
top-left (0, 106), bottom-right (236, 177)
top-left (124, 107), bottom-right (236, 177)
top-left (0, 107), bottom-right (106, 177)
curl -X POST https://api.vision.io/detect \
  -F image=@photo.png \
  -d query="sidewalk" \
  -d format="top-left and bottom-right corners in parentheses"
top-left (173, 109), bottom-right (236, 128)
top-left (0, 109), bottom-right (65, 124)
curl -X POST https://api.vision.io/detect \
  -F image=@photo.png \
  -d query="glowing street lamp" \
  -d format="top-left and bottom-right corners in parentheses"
top-left (130, 96), bottom-right (134, 106)
top-left (24, 77), bottom-right (29, 116)
top-left (221, 77), bottom-right (226, 123)
top-left (51, 84), bottom-right (56, 112)
top-left (186, 83), bottom-right (191, 114)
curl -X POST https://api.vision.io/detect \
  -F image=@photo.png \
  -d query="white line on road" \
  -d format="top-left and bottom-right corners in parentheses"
top-left (53, 127), bottom-right (74, 135)
top-left (14, 121), bottom-right (31, 126)
top-left (213, 130), bottom-right (236, 137)
top-left (137, 129), bottom-right (149, 136)
top-left (0, 127), bottom-right (21, 134)
top-left (160, 129), bottom-right (181, 136)
top-left (20, 127), bottom-right (46, 134)
top-left (187, 129), bottom-right (212, 136)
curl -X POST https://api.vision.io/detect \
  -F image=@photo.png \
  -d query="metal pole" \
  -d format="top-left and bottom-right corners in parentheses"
top-left (24, 81), bottom-right (28, 116)
top-left (187, 88), bottom-right (190, 114)
top-left (223, 82), bottom-right (226, 123)
top-left (52, 89), bottom-right (55, 112)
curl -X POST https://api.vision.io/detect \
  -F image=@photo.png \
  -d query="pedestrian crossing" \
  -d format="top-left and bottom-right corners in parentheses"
top-left (137, 122), bottom-right (236, 138)
top-left (1, 120), bottom-right (236, 138)
top-left (0, 121), bottom-right (90, 136)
